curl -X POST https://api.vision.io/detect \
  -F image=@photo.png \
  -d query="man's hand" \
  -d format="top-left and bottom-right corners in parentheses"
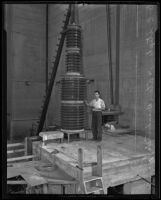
top-left (84, 100), bottom-right (89, 106)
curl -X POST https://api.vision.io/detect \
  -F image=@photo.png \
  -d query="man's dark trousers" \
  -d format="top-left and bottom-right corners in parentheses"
top-left (92, 111), bottom-right (102, 140)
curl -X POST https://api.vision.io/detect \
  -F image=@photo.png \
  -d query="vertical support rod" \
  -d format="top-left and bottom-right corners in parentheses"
top-left (115, 5), bottom-right (120, 105)
top-left (45, 4), bottom-right (49, 130)
top-left (106, 4), bottom-right (114, 105)
top-left (46, 4), bottom-right (48, 93)
top-left (24, 137), bottom-right (28, 156)
top-left (97, 145), bottom-right (102, 176)
top-left (6, 5), bottom-right (13, 140)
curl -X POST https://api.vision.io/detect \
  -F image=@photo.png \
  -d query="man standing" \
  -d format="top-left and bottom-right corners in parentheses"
top-left (85, 90), bottom-right (105, 141)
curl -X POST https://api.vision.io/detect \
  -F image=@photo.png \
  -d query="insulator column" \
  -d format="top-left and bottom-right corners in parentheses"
top-left (61, 22), bottom-right (87, 131)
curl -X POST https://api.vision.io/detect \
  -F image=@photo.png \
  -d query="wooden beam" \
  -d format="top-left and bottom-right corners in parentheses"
top-left (78, 148), bottom-right (84, 194)
top-left (7, 155), bottom-right (35, 163)
top-left (7, 148), bottom-right (25, 154)
top-left (7, 180), bottom-right (27, 185)
top-left (46, 177), bottom-right (78, 185)
top-left (43, 184), bottom-right (48, 194)
top-left (7, 143), bottom-right (24, 148)
top-left (78, 148), bottom-right (83, 181)
top-left (24, 137), bottom-right (28, 156)
top-left (32, 141), bottom-right (41, 161)
top-left (39, 147), bottom-right (79, 180)
top-left (97, 145), bottom-right (102, 177)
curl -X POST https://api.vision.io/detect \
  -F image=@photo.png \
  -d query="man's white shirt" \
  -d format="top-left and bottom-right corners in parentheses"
top-left (89, 98), bottom-right (105, 111)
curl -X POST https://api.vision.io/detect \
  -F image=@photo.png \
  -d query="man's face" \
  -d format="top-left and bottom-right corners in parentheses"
top-left (94, 92), bottom-right (100, 100)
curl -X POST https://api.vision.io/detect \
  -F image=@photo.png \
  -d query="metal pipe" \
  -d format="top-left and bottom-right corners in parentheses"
top-left (44, 4), bottom-right (49, 131)
top-left (70, 2), bottom-right (79, 24)
top-left (106, 4), bottom-right (114, 105)
top-left (115, 5), bottom-right (120, 105)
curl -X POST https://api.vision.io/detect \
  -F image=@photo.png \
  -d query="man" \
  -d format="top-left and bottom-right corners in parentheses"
top-left (85, 90), bottom-right (105, 141)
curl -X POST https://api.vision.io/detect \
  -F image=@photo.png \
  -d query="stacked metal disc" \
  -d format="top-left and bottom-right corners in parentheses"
top-left (61, 24), bottom-right (87, 131)
top-left (65, 25), bottom-right (83, 74)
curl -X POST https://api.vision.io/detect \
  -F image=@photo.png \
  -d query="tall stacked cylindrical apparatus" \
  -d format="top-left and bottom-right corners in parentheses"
top-left (61, 4), bottom-right (87, 132)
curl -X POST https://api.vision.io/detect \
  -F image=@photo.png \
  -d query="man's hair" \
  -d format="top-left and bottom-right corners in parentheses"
top-left (94, 90), bottom-right (100, 95)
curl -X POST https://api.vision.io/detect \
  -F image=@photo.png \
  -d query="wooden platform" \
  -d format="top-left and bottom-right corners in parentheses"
top-left (33, 130), bottom-right (155, 193)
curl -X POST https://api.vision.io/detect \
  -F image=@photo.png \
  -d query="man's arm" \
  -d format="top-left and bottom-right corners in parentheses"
top-left (84, 100), bottom-right (94, 107)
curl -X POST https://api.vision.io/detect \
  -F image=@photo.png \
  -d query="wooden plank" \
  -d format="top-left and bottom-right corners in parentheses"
top-left (102, 154), bottom-right (154, 172)
top-left (46, 177), bottom-right (78, 185)
top-left (7, 167), bottom-right (21, 178)
top-left (86, 186), bottom-right (103, 194)
top-left (8, 160), bottom-right (42, 168)
top-left (32, 141), bottom-right (41, 161)
top-left (7, 180), bottom-right (27, 185)
top-left (78, 148), bottom-right (85, 194)
top-left (123, 178), bottom-right (151, 194)
top-left (103, 160), bottom-right (154, 188)
top-left (84, 176), bottom-right (102, 182)
top-left (40, 147), bottom-right (80, 180)
top-left (7, 148), bottom-right (25, 154)
top-left (7, 155), bottom-right (35, 162)
top-left (102, 159), bottom-right (154, 181)
top-left (65, 184), bottom-right (76, 194)
top-left (53, 154), bottom-right (80, 180)
top-left (21, 173), bottom-right (47, 187)
top-left (78, 148), bottom-right (84, 181)
top-left (7, 143), bottom-right (24, 148)
top-left (24, 137), bottom-right (28, 156)
top-left (97, 145), bottom-right (102, 176)
top-left (43, 184), bottom-right (48, 194)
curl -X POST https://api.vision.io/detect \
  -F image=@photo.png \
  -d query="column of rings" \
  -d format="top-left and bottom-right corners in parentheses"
top-left (61, 24), bottom-right (87, 131)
